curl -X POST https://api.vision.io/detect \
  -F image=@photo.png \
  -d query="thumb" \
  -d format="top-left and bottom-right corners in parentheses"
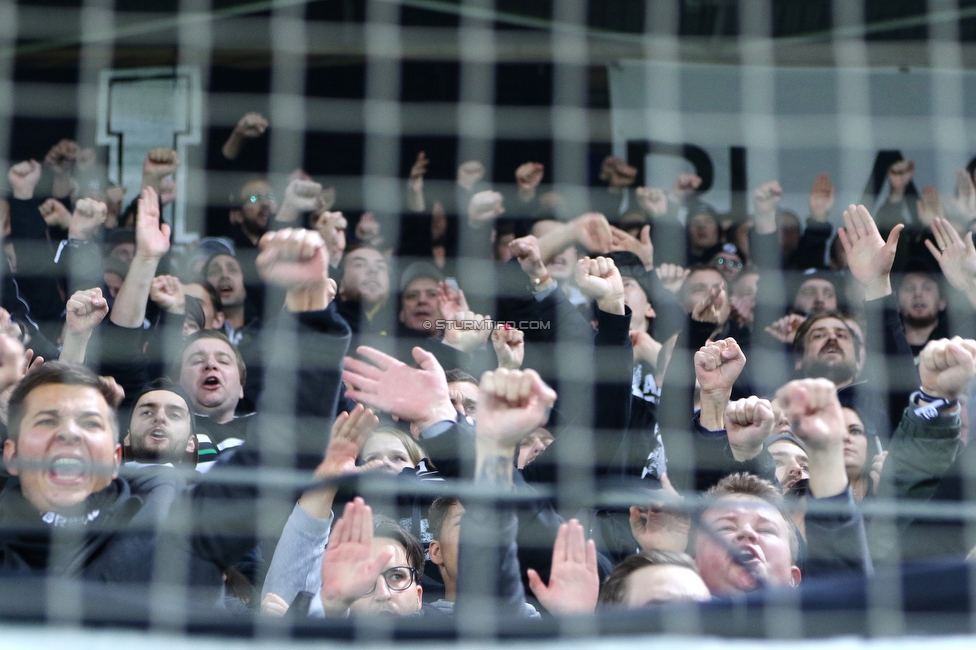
top-left (628, 505), bottom-right (643, 529)
top-left (367, 548), bottom-right (395, 576)
top-left (526, 568), bottom-right (547, 598)
top-left (160, 223), bottom-right (172, 241)
top-left (640, 224), bottom-right (651, 245)
top-left (886, 223), bottom-right (904, 249)
top-left (412, 346), bottom-right (444, 374)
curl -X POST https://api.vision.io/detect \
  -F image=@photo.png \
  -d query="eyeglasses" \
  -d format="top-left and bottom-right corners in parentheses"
top-left (247, 193), bottom-right (276, 204)
top-left (715, 256), bottom-right (743, 269)
top-left (364, 566), bottom-right (418, 594)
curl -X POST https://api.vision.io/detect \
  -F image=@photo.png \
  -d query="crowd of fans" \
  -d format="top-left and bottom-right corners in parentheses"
top-left (0, 111), bottom-right (975, 624)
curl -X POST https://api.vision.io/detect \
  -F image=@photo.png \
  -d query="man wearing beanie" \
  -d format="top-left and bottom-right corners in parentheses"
top-left (124, 378), bottom-right (198, 468)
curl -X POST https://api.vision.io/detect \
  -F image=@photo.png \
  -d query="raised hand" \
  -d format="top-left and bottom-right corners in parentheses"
top-left (60, 288), bottom-right (108, 363)
top-left (409, 151), bottom-right (428, 195)
top-left (475, 367), bottom-right (556, 447)
top-left (38, 199), bottom-right (72, 230)
top-left (628, 477), bottom-right (689, 553)
top-left (572, 212), bottom-right (613, 255)
top-left (724, 395), bottom-right (775, 461)
top-left (671, 173), bottom-right (702, 201)
top-left (610, 224), bottom-right (653, 270)
top-left (68, 198), bottom-right (108, 241)
top-left (837, 204), bottom-right (903, 300)
top-left (44, 139), bottom-right (79, 175)
top-left (888, 159), bottom-right (915, 199)
top-left (299, 404), bottom-right (379, 518)
top-left (752, 180), bottom-right (783, 233)
top-left (775, 378), bottom-right (848, 498)
top-left (695, 337), bottom-right (746, 397)
top-left (316, 186), bottom-right (337, 213)
top-left (599, 156), bottom-right (637, 188)
top-left (635, 186), bottom-right (668, 216)
top-left (926, 217), bottom-right (976, 302)
top-left (656, 263), bottom-right (690, 294)
top-left (65, 288), bottom-right (108, 336)
top-left (282, 178), bottom-right (322, 216)
top-left (515, 162), bottom-right (544, 194)
top-left (468, 190), bottom-right (505, 226)
top-left (142, 148), bottom-right (180, 184)
top-left (234, 111), bottom-right (268, 138)
top-left (314, 210), bottom-right (347, 265)
top-left (869, 450), bottom-right (888, 495)
top-left (526, 520), bottom-right (599, 615)
top-left (916, 186), bottom-right (943, 227)
top-left (918, 337), bottom-right (976, 401)
top-left (809, 173), bottom-right (834, 221)
top-left (764, 313), bottom-right (807, 345)
top-left (320, 497), bottom-right (395, 614)
top-left (691, 282), bottom-right (730, 325)
top-left (508, 235), bottom-right (550, 286)
top-left (441, 310), bottom-right (491, 354)
top-left (575, 256), bottom-right (625, 314)
top-left (437, 281), bottom-right (470, 319)
top-left (951, 169), bottom-right (976, 221)
top-left (343, 345), bottom-right (455, 430)
top-left (260, 593), bottom-right (289, 617)
top-left (257, 228), bottom-right (332, 311)
top-left (491, 326), bottom-right (524, 370)
top-left (149, 275), bottom-right (185, 313)
top-left (134, 187), bottom-right (171, 260)
top-left (8, 160), bottom-right (41, 200)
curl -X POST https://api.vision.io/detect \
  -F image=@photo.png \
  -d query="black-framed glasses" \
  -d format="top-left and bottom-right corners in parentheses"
top-left (715, 256), bottom-right (743, 269)
top-left (247, 193), bottom-right (276, 204)
top-left (364, 566), bottom-right (418, 594)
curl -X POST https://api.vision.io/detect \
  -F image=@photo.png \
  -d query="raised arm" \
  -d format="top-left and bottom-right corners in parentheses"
top-left (110, 187), bottom-right (170, 328)
top-left (60, 288), bottom-right (108, 364)
top-left (536, 213), bottom-right (612, 263)
top-left (221, 112), bottom-right (268, 161)
top-left (694, 337), bottom-right (746, 432)
top-left (776, 378), bottom-right (872, 578)
top-left (837, 204), bottom-right (903, 301)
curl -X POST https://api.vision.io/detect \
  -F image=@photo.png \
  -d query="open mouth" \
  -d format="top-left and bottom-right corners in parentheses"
top-left (202, 376), bottom-right (221, 390)
top-left (736, 546), bottom-right (762, 564)
top-left (50, 457), bottom-right (86, 483)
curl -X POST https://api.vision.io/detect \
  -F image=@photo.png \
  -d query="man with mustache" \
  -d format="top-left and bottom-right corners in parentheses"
top-left (793, 310), bottom-right (861, 389)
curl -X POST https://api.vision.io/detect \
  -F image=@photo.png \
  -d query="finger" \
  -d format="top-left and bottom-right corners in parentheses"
top-left (924, 238), bottom-right (943, 261)
top-left (356, 346), bottom-right (396, 371)
top-left (585, 539), bottom-right (598, 572)
top-left (628, 506), bottom-right (643, 530)
top-left (330, 410), bottom-right (352, 438)
top-left (526, 568), bottom-right (547, 598)
top-left (886, 223), bottom-right (904, 250)
top-left (837, 226), bottom-right (852, 253)
top-left (553, 522), bottom-right (568, 563)
top-left (342, 357), bottom-right (384, 381)
top-left (367, 548), bottom-right (395, 578)
top-left (841, 206), bottom-right (858, 241)
top-left (567, 519), bottom-right (586, 565)
top-left (412, 346), bottom-right (445, 374)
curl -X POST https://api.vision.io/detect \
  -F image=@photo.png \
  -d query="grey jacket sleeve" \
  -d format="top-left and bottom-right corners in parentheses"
top-left (803, 486), bottom-right (873, 580)
top-left (261, 503), bottom-right (333, 606)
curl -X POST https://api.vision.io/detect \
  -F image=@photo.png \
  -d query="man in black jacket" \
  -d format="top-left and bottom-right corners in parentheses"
top-left (0, 226), bottom-right (351, 604)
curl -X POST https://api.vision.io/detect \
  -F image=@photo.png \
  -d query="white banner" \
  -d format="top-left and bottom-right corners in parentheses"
top-left (608, 60), bottom-right (976, 220)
